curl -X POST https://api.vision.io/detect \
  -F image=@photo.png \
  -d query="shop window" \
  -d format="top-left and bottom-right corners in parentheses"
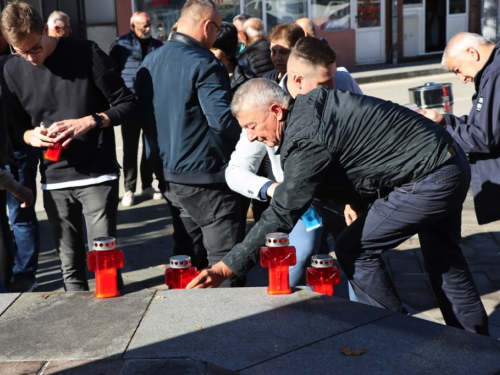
top-left (243, 0), bottom-right (264, 19)
top-left (264, 0), bottom-right (307, 30)
top-left (311, 0), bottom-right (350, 31)
top-left (449, 0), bottom-right (466, 14)
top-left (135, 0), bottom-right (239, 40)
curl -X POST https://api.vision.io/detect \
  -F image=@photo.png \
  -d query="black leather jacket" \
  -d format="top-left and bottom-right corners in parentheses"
top-left (223, 87), bottom-right (454, 277)
top-left (237, 38), bottom-right (274, 78)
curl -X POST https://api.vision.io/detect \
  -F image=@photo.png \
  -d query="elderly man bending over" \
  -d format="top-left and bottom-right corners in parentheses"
top-left (189, 78), bottom-right (489, 336)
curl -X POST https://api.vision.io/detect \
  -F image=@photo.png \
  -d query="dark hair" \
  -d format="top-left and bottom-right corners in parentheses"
top-left (291, 36), bottom-right (336, 67)
top-left (268, 23), bottom-right (305, 47)
top-left (212, 22), bottom-right (238, 58)
top-left (0, 0), bottom-right (45, 45)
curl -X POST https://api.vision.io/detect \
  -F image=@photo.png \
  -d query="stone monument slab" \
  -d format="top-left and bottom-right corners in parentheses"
top-left (240, 311), bottom-right (500, 374)
top-left (0, 294), bottom-right (19, 315)
top-left (0, 290), bottom-right (154, 360)
top-left (125, 288), bottom-right (393, 371)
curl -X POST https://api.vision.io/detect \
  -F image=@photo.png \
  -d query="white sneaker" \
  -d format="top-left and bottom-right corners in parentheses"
top-left (142, 187), bottom-right (163, 200)
top-left (122, 191), bottom-right (135, 207)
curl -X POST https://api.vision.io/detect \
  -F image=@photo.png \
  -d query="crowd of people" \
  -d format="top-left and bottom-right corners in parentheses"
top-left (0, 0), bottom-right (496, 336)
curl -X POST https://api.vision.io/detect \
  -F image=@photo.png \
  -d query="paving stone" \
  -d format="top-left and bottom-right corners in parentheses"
top-left (387, 258), bottom-right (423, 274)
top-left (0, 290), bottom-right (154, 361)
top-left (394, 280), bottom-right (438, 312)
top-left (240, 313), bottom-right (500, 375)
top-left (120, 359), bottom-right (208, 375)
top-left (392, 272), bottom-right (429, 281)
top-left (463, 234), bottom-right (500, 254)
top-left (0, 294), bottom-right (19, 316)
top-left (125, 288), bottom-right (393, 371)
top-left (0, 361), bottom-right (45, 375)
top-left (471, 271), bottom-right (495, 291)
top-left (43, 359), bottom-right (125, 374)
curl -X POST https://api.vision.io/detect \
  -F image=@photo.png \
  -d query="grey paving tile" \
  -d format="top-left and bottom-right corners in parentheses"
top-left (0, 361), bottom-right (45, 375)
top-left (120, 359), bottom-right (208, 375)
top-left (387, 257), bottom-right (423, 273)
top-left (240, 313), bottom-right (500, 375)
top-left (125, 288), bottom-right (393, 371)
top-left (471, 271), bottom-right (495, 290)
top-left (43, 359), bottom-right (125, 374)
top-left (0, 290), bottom-right (154, 361)
top-left (394, 280), bottom-right (438, 312)
top-left (0, 294), bottom-right (19, 316)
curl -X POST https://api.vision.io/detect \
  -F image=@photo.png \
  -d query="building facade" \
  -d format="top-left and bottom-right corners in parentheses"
top-left (0, 0), bottom-right (487, 68)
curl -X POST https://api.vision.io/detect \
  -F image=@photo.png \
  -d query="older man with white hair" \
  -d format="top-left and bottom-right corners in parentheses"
top-left (46, 10), bottom-right (72, 37)
top-left (109, 11), bottom-right (164, 207)
top-left (236, 17), bottom-right (274, 77)
top-left (418, 32), bottom-right (500, 226)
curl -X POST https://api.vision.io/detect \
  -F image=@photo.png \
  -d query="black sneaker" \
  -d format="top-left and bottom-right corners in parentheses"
top-left (9, 276), bottom-right (38, 293)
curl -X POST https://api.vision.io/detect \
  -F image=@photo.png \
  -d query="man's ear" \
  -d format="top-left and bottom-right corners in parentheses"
top-left (270, 103), bottom-right (285, 121)
top-left (44, 24), bottom-right (49, 35)
top-left (466, 47), bottom-right (480, 61)
top-left (291, 73), bottom-right (303, 90)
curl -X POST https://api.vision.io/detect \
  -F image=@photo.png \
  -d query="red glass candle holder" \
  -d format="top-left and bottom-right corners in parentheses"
top-left (87, 237), bottom-right (124, 299)
top-left (165, 255), bottom-right (199, 289)
top-left (260, 233), bottom-right (296, 295)
top-left (44, 142), bottom-right (62, 162)
top-left (306, 254), bottom-right (340, 296)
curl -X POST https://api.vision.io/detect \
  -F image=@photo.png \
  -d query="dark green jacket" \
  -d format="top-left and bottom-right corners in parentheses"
top-left (223, 87), bottom-right (455, 277)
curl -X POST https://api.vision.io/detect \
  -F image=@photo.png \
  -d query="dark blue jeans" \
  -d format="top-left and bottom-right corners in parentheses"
top-left (334, 146), bottom-right (489, 335)
top-left (6, 147), bottom-right (40, 279)
top-left (121, 121), bottom-right (154, 192)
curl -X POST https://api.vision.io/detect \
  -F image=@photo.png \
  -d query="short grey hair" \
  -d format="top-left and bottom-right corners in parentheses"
top-left (47, 10), bottom-right (69, 26)
top-left (231, 78), bottom-right (291, 118)
top-left (243, 18), bottom-right (265, 38)
top-left (442, 32), bottom-right (494, 67)
top-left (233, 14), bottom-right (250, 23)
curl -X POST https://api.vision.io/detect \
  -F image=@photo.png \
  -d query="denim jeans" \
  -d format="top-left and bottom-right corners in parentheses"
top-left (166, 182), bottom-right (245, 287)
top-left (6, 147), bottom-right (40, 279)
top-left (121, 121), bottom-right (154, 192)
top-left (334, 146), bottom-right (489, 335)
top-left (0, 190), bottom-right (13, 289)
top-left (43, 179), bottom-right (119, 291)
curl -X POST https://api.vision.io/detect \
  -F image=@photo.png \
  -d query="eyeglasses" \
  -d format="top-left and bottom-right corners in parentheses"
top-left (207, 20), bottom-right (221, 33)
top-left (10, 34), bottom-right (43, 57)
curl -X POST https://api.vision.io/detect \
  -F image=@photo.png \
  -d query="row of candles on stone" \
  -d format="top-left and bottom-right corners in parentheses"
top-left (86, 233), bottom-right (340, 299)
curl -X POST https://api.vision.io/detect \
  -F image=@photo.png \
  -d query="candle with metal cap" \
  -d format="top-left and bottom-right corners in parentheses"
top-left (87, 237), bottom-right (124, 298)
top-left (306, 254), bottom-right (340, 296)
top-left (165, 255), bottom-right (199, 289)
top-left (260, 233), bottom-right (296, 295)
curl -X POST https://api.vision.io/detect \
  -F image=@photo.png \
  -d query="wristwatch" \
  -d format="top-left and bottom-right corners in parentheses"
top-left (91, 113), bottom-right (105, 129)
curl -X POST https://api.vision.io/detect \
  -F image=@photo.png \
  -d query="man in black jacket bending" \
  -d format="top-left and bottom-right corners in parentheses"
top-left (188, 78), bottom-right (489, 336)
top-left (1, 1), bottom-right (138, 292)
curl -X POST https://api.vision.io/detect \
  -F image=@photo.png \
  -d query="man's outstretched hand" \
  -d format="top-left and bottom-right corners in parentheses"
top-left (186, 261), bottom-right (234, 289)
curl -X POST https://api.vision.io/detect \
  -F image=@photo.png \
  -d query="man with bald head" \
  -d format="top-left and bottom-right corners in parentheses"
top-left (136, 0), bottom-right (245, 287)
top-left (109, 12), bottom-right (164, 207)
top-left (237, 17), bottom-right (274, 77)
top-left (46, 11), bottom-right (72, 37)
top-left (418, 32), bottom-right (500, 225)
top-left (295, 17), bottom-right (316, 37)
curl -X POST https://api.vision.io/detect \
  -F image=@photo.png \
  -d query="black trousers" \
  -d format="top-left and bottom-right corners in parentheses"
top-left (121, 121), bottom-right (154, 192)
top-left (166, 182), bottom-right (246, 287)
